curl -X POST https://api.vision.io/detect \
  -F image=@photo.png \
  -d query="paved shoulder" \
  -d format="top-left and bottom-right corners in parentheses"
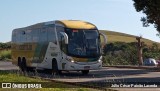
top-left (0, 61), bottom-right (19, 70)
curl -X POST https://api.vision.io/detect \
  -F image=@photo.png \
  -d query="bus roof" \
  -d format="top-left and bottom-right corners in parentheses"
top-left (57, 20), bottom-right (97, 29)
top-left (12, 20), bottom-right (97, 32)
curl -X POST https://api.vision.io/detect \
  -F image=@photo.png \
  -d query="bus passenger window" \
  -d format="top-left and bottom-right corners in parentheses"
top-left (47, 27), bottom-right (56, 43)
top-left (32, 29), bottom-right (39, 42)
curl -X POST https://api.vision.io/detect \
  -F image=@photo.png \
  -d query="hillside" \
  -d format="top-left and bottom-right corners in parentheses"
top-left (100, 30), bottom-right (160, 46)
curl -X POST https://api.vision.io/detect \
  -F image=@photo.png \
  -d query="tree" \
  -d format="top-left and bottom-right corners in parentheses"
top-left (133, 0), bottom-right (160, 32)
top-left (0, 42), bottom-right (11, 50)
top-left (103, 42), bottom-right (138, 65)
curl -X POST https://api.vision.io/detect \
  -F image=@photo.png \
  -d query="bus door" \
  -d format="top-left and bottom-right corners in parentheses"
top-left (56, 26), bottom-right (67, 69)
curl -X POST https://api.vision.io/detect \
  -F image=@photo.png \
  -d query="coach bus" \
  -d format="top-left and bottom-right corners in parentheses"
top-left (11, 20), bottom-right (107, 74)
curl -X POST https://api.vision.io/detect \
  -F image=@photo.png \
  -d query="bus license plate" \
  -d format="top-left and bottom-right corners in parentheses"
top-left (84, 66), bottom-right (90, 69)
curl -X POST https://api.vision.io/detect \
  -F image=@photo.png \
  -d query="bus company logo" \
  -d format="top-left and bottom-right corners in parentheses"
top-left (2, 83), bottom-right (11, 88)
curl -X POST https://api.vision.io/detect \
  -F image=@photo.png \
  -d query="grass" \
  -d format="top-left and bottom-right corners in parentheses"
top-left (0, 50), bottom-right (11, 61)
top-left (100, 30), bottom-right (160, 46)
top-left (0, 71), bottom-right (43, 82)
top-left (0, 71), bottom-right (102, 91)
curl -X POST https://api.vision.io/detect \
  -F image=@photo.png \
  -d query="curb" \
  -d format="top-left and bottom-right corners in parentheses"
top-left (103, 65), bottom-right (160, 70)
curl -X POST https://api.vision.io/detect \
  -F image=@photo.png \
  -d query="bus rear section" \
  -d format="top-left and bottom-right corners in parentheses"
top-left (11, 20), bottom-right (107, 74)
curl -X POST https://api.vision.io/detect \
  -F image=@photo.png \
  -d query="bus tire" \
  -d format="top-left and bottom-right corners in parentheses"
top-left (18, 57), bottom-right (21, 67)
top-left (21, 57), bottom-right (27, 72)
top-left (82, 70), bottom-right (89, 75)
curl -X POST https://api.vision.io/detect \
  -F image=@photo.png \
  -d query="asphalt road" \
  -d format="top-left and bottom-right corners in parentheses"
top-left (1, 61), bottom-right (160, 91)
top-left (0, 61), bottom-right (18, 70)
top-left (51, 67), bottom-right (160, 82)
top-left (0, 61), bottom-right (160, 83)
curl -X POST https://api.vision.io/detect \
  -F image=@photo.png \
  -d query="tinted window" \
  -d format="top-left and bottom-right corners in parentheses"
top-left (32, 29), bottom-right (39, 42)
top-left (39, 28), bottom-right (47, 42)
top-left (47, 26), bottom-right (56, 43)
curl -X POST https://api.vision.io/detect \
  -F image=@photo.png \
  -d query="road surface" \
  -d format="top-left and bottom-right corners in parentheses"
top-left (0, 61), bottom-right (160, 82)
top-left (1, 61), bottom-right (160, 91)
top-left (0, 61), bottom-right (18, 70)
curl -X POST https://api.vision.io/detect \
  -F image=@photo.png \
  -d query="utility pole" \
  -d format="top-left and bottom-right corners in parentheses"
top-left (136, 36), bottom-right (143, 66)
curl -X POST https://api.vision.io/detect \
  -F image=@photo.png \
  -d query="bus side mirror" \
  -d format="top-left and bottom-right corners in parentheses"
top-left (100, 32), bottom-right (107, 46)
top-left (100, 32), bottom-right (107, 55)
top-left (60, 32), bottom-right (68, 44)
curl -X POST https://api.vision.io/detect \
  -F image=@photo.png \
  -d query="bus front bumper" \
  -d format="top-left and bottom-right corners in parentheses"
top-left (65, 61), bottom-right (102, 71)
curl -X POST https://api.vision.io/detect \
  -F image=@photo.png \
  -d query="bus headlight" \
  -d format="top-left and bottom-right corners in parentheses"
top-left (71, 60), bottom-right (74, 63)
top-left (98, 59), bottom-right (101, 62)
top-left (98, 56), bottom-right (102, 62)
top-left (66, 56), bottom-right (74, 63)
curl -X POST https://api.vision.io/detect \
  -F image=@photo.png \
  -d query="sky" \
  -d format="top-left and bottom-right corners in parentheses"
top-left (0, 0), bottom-right (159, 42)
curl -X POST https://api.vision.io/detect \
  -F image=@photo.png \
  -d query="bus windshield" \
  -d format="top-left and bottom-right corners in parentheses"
top-left (66, 28), bottom-right (100, 58)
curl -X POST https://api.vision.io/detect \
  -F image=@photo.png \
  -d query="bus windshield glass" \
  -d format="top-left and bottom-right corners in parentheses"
top-left (65, 28), bottom-right (100, 57)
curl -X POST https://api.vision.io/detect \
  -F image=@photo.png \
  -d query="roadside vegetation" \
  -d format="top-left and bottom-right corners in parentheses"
top-left (0, 50), bottom-right (11, 61)
top-left (100, 30), bottom-right (160, 66)
top-left (103, 42), bottom-right (160, 66)
top-left (0, 42), bottom-right (11, 50)
top-left (0, 42), bottom-right (11, 61)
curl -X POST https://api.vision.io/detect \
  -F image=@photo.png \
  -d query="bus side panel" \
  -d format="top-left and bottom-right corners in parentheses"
top-left (11, 42), bottom-right (37, 66)
top-left (11, 28), bottom-right (47, 66)
top-left (36, 42), bottom-right (60, 69)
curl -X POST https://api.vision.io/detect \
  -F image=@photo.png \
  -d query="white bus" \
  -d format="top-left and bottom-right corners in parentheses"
top-left (11, 20), bottom-right (107, 74)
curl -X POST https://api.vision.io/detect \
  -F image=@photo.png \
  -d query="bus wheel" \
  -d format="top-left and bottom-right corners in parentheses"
top-left (18, 57), bottom-right (21, 67)
top-left (21, 57), bottom-right (27, 72)
top-left (81, 70), bottom-right (89, 75)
